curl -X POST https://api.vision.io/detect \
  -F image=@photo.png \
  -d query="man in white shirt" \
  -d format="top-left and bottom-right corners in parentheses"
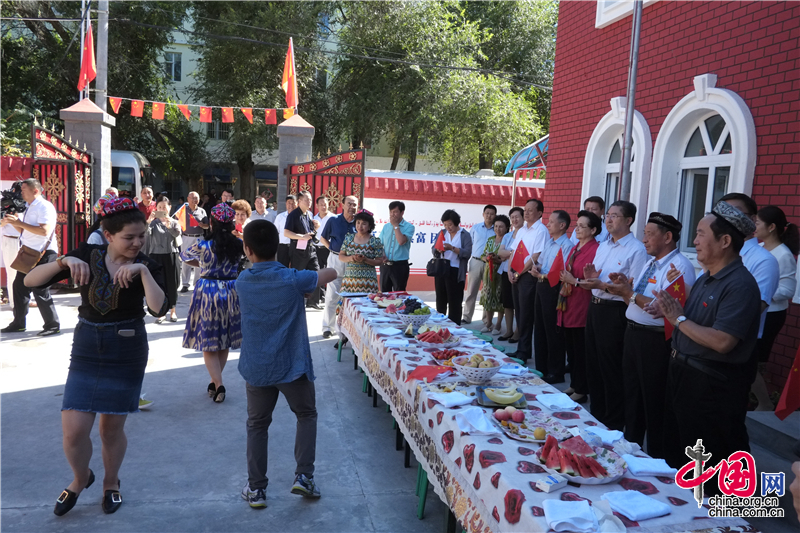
top-left (607, 212), bottom-right (695, 458)
top-left (506, 198), bottom-right (548, 362)
top-left (579, 200), bottom-right (649, 430)
top-left (1, 178), bottom-right (61, 335)
top-left (274, 195), bottom-right (297, 267)
top-left (249, 197), bottom-right (273, 222)
top-left (313, 196), bottom-right (335, 270)
top-left (570, 196), bottom-right (609, 245)
top-left (463, 205), bottom-right (497, 326)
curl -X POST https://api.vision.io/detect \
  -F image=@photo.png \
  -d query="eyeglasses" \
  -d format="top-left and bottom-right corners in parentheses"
top-left (606, 213), bottom-right (625, 220)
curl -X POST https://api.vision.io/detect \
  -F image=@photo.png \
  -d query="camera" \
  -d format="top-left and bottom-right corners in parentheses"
top-left (0, 182), bottom-right (27, 219)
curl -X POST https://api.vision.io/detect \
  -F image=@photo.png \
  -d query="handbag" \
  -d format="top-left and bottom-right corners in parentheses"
top-left (11, 231), bottom-right (55, 274)
top-left (426, 256), bottom-right (449, 277)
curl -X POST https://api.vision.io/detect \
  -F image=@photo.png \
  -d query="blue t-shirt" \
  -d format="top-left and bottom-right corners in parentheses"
top-left (236, 261), bottom-right (318, 387)
top-left (321, 214), bottom-right (356, 253)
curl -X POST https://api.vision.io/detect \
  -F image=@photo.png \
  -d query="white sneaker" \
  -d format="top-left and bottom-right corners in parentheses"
top-left (241, 483), bottom-right (267, 508)
top-left (480, 326), bottom-right (492, 333)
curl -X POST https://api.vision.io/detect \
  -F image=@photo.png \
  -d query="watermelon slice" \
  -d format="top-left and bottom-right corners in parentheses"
top-left (545, 446), bottom-right (561, 472)
top-left (539, 435), bottom-right (558, 464)
top-left (573, 453), bottom-right (595, 479)
top-left (559, 436), bottom-right (597, 458)
top-left (558, 448), bottom-right (575, 475)
top-left (585, 455), bottom-right (609, 478)
top-left (441, 328), bottom-right (451, 341)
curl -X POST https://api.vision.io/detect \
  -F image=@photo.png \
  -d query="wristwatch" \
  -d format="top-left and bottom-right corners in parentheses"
top-left (675, 315), bottom-right (687, 328)
top-left (628, 292), bottom-right (637, 306)
top-left (56, 255), bottom-right (68, 270)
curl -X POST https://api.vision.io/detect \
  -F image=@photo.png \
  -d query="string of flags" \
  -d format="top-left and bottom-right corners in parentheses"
top-left (106, 97), bottom-right (295, 124)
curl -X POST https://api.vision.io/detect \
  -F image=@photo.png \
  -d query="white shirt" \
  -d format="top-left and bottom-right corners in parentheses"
top-left (520, 218), bottom-right (548, 265)
top-left (570, 222), bottom-right (609, 246)
top-left (762, 242), bottom-right (796, 312)
top-left (741, 238), bottom-right (779, 337)
top-left (250, 211), bottom-right (272, 222)
top-left (626, 248), bottom-right (696, 326)
top-left (314, 212), bottom-right (335, 237)
top-left (443, 228), bottom-right (465, 268)
top-left (591, 232), bottom-right (649, 301)
top-left (275, 211), bottom-right (290, 245)
top-left (470, 222), bottom-right (495, 260)
top-left (2, 223), bottom-right (20, 237)
top-left (20, 196), bottom-right (58, 253)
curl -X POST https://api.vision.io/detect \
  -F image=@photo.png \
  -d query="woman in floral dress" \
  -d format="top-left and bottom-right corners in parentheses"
top-left (339, 210), bottom-right (385, 293)
top-left (479, 215), bottom-right (509, 334)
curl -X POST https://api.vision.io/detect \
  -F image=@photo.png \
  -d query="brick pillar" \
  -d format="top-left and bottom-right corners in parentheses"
top-left (277, 114), bottom-right (314, 212)
top-left (60, 98), bottom-right (115, 205)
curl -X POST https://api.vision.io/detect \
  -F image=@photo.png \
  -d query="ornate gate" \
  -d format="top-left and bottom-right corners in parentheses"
top-left (287, 148), bottom-right (365, 213)
top-left (31, 121), bottom-right (93, 255)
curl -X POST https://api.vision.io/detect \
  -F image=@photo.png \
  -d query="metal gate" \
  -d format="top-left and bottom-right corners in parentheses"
top-left (287, 148), bottom-right (365, 213)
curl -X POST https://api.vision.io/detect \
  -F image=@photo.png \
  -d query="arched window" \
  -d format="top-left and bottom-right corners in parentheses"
top-left (604, 136), bottom-right (636, 209)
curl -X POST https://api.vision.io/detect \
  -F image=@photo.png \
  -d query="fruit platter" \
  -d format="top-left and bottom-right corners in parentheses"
top-left (415, 326), bottom-right (460, 348)
top-left (489, 407), bottom-right (573, 443)
top-left (476, 385), bottom-right (527, 408)
top-left (451, 355), bottom-right (501, 384)
top-left (393, 298), bottom-right (433, 326)
top-left (374, 297), bottom-right (404, 309)
top-left (533, 435), bottom-right (626, 485)
top-left (429, 348), bottom-right (468, 367)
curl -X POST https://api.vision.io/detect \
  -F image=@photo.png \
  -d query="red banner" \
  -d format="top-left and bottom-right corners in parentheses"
top-left (199, 107), bottom-right (212, 123)
top-left (130, 100), bottom-right (144, 117)
top-left (241, 108), bottom-right (253, 124)
top-left (265, 109), bottom-right (277, 124)
top-left (221, 107), bottom-right (234, 123)
top-left (151, 102), bottom-right (165, 120)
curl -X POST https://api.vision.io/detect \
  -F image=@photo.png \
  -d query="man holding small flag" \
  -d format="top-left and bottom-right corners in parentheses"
top-left (531, 210), bottom-right (574, 383)
top-left (606, 212), bottom-right (695, 459)
top-left (174, 191), bottom-right (209, 293)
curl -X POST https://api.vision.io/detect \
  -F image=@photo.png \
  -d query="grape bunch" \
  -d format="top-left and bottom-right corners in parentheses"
top-left (404, 299), bottom-right (431, 315)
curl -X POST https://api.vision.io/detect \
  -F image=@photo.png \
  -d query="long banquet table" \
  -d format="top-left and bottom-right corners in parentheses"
top-left (338, 294), bottom-right (754, 533)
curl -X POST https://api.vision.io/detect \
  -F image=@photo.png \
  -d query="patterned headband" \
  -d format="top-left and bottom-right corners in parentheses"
top-left (358, 209), bottom-right (374, 217)
top-left (211, 202), bottom-right (236, 223)
top-left (102, 197), bottom-right (138, 216)
top-left (93, 192), bottom-right (117, 215)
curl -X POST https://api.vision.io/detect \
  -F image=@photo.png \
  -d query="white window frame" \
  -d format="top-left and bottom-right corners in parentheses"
top-left (677, 166), bottom-right (730, 252)
top-left (164, 52), bottom-right (181, 82)
top-left (582, 96), bottom-right (652, 237)
top-left (206, 120), bottom-right (230, 141)
top-left (596, 0), bottom-right (660, 29)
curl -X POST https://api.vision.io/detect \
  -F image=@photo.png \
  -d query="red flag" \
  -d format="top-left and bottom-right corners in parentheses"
top-left (77, 23), bottom-right (97, 91)
top-left (282, 38), bottom-right (298, 109)
top-left (510, 240), bottom-right (529, 273)
top-left (108, 97), bottom-right (122, 114)
top-left (189, 214), bottom-right (200, 227)
top-left (177, 105), bottom-right (191, 121)
top-left (241, 108), bottom-right (253, 124)
top-left (130, 100), bottom-right (144, 117)
top-left (221, 107), bottom-right (234, 123)
top-left (199, 107), bottom-right (212, 123)
top-left (264, 109), bottom-right (277, 124)
top-left (775, 344), bottom-right (800, 420)
top-left (547, 248), bottom-right (564, 287)
top-left (434, 231), bottom-right (445, 252)
top-left (283, 108), bottom-right (295, 119)
top-left (172, 204), bottom-right (188, 232)
top-left (151, 102), bottom-right (165, 120)
top-left (664, 275), bottom-right (687, 340)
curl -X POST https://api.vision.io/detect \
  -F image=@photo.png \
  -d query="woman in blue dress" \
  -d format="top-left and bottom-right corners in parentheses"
top-left (181, 203), bottom-right (243, 403)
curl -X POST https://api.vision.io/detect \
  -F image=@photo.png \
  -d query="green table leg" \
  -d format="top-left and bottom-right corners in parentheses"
top-left (362, 373), bottom-right (368, 393)
top-left (416, 468), bottom-right (428, 519)
top-left (337, 335), bottom-right (343, 362)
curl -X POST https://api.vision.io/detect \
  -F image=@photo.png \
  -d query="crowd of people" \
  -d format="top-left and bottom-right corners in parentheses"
top-left (2, 178), bottom-right (800, 513)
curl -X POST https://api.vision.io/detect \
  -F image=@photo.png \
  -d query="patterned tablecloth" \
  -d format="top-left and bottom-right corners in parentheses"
top-left (338, 296), bottom-right (754, 533)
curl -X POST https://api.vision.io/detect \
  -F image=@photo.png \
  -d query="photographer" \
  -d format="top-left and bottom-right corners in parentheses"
top-left (283, 191), bottom-right (321, 309)
top-left (1, 178), bottom-right (61, 336)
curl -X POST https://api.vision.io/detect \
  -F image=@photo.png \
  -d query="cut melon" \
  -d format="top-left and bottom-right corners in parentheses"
top-left (558, 448), bottom-right (575, 475)
top-left (573, 453), bottom-right (595, 478)
top-left (546, 446), bottom-right (561, 472)
top-left (559, 436), bottom-right (596, 458)
top-left (539, 435), bottom-right (558, 464)
top-left (441, 328), bottom-right (451, 341)
top-left (585, 455), bottom-right (609, 478)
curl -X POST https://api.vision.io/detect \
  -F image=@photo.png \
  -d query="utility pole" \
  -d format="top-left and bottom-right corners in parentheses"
top-left (619, 0), bottom-right (643, 202)
top-left (94, 0), bottom-right (109, 112)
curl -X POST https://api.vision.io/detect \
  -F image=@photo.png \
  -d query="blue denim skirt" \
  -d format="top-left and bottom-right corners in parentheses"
top-left (62, 318), bottom-right (148, 415)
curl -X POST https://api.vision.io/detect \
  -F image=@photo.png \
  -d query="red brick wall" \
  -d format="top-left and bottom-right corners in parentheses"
top-left (546, 0), bottom-right (800, 391)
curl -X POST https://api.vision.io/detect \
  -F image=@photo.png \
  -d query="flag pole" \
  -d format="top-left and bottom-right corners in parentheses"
top-left (79, 0), bottom-right (86, 100)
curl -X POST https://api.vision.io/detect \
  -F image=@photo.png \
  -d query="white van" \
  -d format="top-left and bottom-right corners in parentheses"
top-left (110, 150), bottom-right (154, 199)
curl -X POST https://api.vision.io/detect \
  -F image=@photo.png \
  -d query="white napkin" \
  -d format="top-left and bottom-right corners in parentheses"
top-left (591, 500), bottom-right (627, 532)
top-left (360, 307), bottom-right (383, 314)
top-left (585, 426), bottom-right (624, 446)
top-left (462, 340), bottom-right (489, 349)
top-left (368, 317), bottom-right (393, 323)
top-left (449, 327), bottom-right (470, 335)
top-left (454, 407), bottom-right (502, 435)
top-left (498, 364), bottom-right (528, 376)
top-left (543, 500), bottom-right (599, 533)
top-left (384, 339), bottom-right (409, 349)
top-left (376, 327), bottom-right (402, 336)
top-left (536, 393), bottom-right (579, 411)
top-left (602, 490), bottom-right (671, 521)
top-left (428, 391), bottom-right (474, 408)
top-left (621, 454), bottom-right (677, 477)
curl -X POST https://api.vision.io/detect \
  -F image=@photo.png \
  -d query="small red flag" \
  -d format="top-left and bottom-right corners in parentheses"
top-left (130, 100), bottom-right (144, 117)
top-left (108, 97), bottom-right (122, 114)
top-left (199, 107), bottom-right (212, 123)
top-left (221, 107), bottom-right (234, 123)
top-left (172, 204), bottom-right (188, 232)
top-left (510, 240), bottom-right (529, 273)
top-left (151, 102), bottom-right (165, 120)
top-left (434, 231), bottom-right (445, 252)
top-left (547, 248), bottom-right (564, 287)
top-left (775, 344), bottom-right (800, 420)
top-left (177, 105), bottom-right (191, 121)
top-left (189, 214), bottom-right (200, 228)
top-left (282, 38), bottom-right (298, 109)
top-left (283, 108), bottom-right (295, 119)
top-left (264, 109), bottom-right (277, 125)
top-left (241, 108), bottom-right (253, 124)
top-left (664, 275), bottom-right (687, 340)
top-left (77, 23), bottom-right (97, 91)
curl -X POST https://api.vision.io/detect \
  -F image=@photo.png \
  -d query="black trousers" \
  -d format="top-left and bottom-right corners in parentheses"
top-left (435, 266), bottom-right (464, 325)
top-left (561, 327), bottom-right (588, 395)
top-left (316, 245), bottom-right (330, 269)
top-left (584, 300), bottom-right (627, 430)
top-left (380, 260), bottom-right (410, 292)
top-left (513, 274), bottom-right (537, 361)
top-left (662, 357), bottom-right (751, 495)
top-left (291, 249), bottom-right (320, 306)
top-left (623, 326), bottom-right (671, 459)
top-left (533, 280), bottom-right (564, 377)
top-left (277, 244), bottom-right (291, 268)
top-left (12, 250), bottom-right (60, 330)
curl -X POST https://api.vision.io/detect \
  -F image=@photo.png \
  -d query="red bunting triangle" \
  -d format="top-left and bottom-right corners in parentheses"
top-left (130, 100), bottom-right (144, 117)
top-left (177, 105), bottom-right (191, 121)
top-left (283, 108), bottom-right (294, 119)
top-left (221, 107), bottom-right (234, 123)
top-left (264, 109), bottom-right (276, 125)
top-left (108, 97), bottom-right (122, 114)
top-left (241, 108), bottom-right (253, 124)
top-left (151, 102), bottom-right (165, 120)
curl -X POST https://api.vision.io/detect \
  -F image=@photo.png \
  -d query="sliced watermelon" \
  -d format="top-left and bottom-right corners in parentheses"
top-left (585, 455), bottom-right (609, 478)
top-left (441, 328), bottom-right (451, 341)
top-left (558, 448), bottom-right (575, 475)
top-left (545, 446), bottom-right (561, 472)
top-left (539, 435), bottom-right (558, 464)
top-left (573, 453), bottom-right (595, 479)
top-left (559, 436), bottom-right (597, 458)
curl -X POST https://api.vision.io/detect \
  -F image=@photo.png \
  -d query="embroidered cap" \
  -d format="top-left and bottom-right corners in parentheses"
top-left (211, 202), bottom-right (236, 223)
top-left (102, 197), bottom-right (138, 216)
top-left (93, 192), bottom-right (118, 215)
top-left (647, 212), bottom-right (682, 235)
top-left (711, 201), bottom-right (755, 238)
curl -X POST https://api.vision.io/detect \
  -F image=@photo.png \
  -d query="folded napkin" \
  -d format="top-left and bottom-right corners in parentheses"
top-left (368, 317), bottom-right (393, 323)
top-left (536, 393), bottom-right (579, 411)
top-left (449, 327), bottom-right (470, 335)
top-left (376, 327), bottom-right (403, 336)
top-left (428, 391), bottom-right (474, 408)
top-left (602, 490), bottom-right (671, 521)
top-left (384, 339), bottom-right (409, 349)
top-left (621, 454), bottom-right (677, 477)
top-left (591, 500), bottom-right (627, 532)
top-left (498, 364), bottom-right (528, 376)
top-left (428, 313), bottom-right (448, 321)
top-left (453, 407), bottom-right (502, 435)
top-left (543, 500), bottom-right (599, 533)
top-left (462, 340), bottom-right (489, 349)
top-left (585, 426), bottom-right (624, 446)
top-left (405, 366), bottom-right (454, 383)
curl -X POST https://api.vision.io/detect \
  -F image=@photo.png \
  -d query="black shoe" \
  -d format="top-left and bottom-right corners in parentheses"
top-left (214, 385), bottom-right (226, 403)
top-left (333, 338), bottom-right (348, 350)
top-left (508, 338), bottom-right (519, 344)
top-left (54, 469), bottom-right (95, 516)
top-left (101, 481), bottom-right (122, 514)
top-left (306, 303), bottom-right (322, 310)
top-left (543, 374), bottom-right (565, 385)
top-left (208, 382), bottom-right (216, 398)
top-left (1, 323), bottom-right (25, 333)
top-left (180, 286), bottom-right (189, 293)
top-left (322, 331), bottom-right (332, 339)
top-left (37, 327), bottom-right (61, 337)
top-left (498, 335), bottom-right (511, 342)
